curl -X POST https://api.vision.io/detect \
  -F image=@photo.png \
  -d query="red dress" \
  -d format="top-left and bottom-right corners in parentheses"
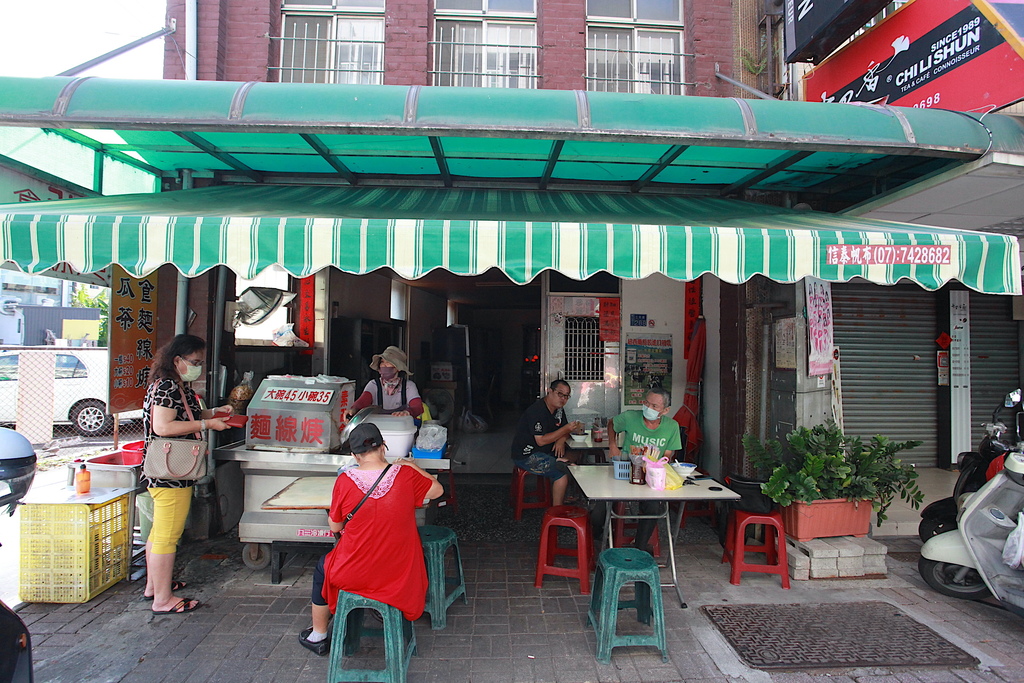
top-left (321, 465), bottom-right (434, 620)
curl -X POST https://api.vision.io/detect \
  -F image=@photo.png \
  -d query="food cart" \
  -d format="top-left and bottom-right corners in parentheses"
top-left (213, 374), bottom-right (449, 580)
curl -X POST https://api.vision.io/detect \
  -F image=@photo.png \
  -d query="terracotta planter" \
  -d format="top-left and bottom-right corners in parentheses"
top-left (779, 498), bottom-right (872, 542)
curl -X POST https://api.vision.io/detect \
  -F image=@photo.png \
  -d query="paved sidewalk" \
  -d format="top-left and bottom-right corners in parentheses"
top-left (15, 527), bottom-right (1024, 683)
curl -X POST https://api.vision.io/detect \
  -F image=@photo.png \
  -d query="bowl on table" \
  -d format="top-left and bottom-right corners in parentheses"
top-left (569, 432), bottom-right (589, 445)
top-left (671, 462), bottom-right (697, 478)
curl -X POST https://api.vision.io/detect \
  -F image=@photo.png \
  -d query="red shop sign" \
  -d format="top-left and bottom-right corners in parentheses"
top-left (802, 0), bottom-right (1024, 112)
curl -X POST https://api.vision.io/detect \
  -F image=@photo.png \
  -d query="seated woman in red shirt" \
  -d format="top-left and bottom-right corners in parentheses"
top-left (298, 422), bottom-right (444, 655)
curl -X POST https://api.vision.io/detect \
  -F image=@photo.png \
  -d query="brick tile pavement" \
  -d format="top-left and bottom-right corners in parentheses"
top-left (14, 531), bottom-right (1024, 682)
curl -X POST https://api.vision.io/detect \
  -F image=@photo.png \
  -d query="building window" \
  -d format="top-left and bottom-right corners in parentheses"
top-left (586, 0), bottom-right (684, 95)
top-left (274, 3), bottom-right (385, 84)
top-left (432, 0), bottom-right (538, 88)
top-left (564, 317), bottom-right (603, 382)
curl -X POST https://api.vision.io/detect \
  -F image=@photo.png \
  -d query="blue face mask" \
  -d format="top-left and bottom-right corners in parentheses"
top-left (642, 405), bottom-right (661, 420)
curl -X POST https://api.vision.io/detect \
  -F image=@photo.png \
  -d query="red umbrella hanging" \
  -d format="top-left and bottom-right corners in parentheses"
top-left (673, 316), bottom-right (705, 463)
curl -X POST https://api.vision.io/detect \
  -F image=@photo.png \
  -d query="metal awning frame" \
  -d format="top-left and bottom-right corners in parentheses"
top-left (1, 76), bottom-right (1018, 208)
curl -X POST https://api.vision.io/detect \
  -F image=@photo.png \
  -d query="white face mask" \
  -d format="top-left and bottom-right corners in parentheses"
top-left (642, 404), bottom-right (661, 420)
top-left (179, 364), bottom-right (202, 383)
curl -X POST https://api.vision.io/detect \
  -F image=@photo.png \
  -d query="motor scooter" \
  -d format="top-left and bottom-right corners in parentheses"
top-left (918, 447), bottom-right (1024, 617)
top-left (0, 427), bottom-right (37, 683)
top-left (918, 389), bottom-right (1022, 540)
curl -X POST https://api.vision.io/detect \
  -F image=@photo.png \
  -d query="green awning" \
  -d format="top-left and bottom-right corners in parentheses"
top-left (0, 185), bottom-right (1018, 294)
top-left (2, 76), bottom-right (1024, 208)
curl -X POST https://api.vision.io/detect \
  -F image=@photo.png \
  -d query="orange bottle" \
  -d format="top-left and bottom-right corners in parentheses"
top-left (75, 464), bottom-right (91, 495)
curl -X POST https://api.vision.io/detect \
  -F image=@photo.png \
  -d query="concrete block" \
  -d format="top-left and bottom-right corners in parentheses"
top-left (789, 565), bottom-right (809, 581)
top-left (846, 535), bottom-right (889, 555)
top-left (827, 537), bottom-right (866, 557)
top-left (788, 548), bottom-right (809, 569)
top-left (836, 557), bottom-right (863, 571)
top-left (796, 538), bottom-right (840, 559)
top-left (810, 561), bottom-right (839, 579)
top-left (837, 558), bottom-right (865, 576)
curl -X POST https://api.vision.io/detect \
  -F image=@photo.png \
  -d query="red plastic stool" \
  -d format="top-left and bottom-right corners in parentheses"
top-left (610, 502), bottom-right (662, 556)
top-left (720, 508), bottom-right (790, 588)
top-left (535, 505), bottom-right (595, 593)
top-left (511, 467), bottom-right (552, 521)
top-left (679, 500), bottom-right (717, 530)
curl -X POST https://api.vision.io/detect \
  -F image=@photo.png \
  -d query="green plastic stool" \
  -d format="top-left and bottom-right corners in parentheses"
top-left (327, 591), bottom-right (417, 683)
top-left (586, 548), bottom-right (668, 664)
top-left (418, 525), bottom-right (468, 629)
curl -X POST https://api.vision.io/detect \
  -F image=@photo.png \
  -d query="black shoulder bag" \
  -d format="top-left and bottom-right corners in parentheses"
top-left (333, 464), bottom-right (393, 540)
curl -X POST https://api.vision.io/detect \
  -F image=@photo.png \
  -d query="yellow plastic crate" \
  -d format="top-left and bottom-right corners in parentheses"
top-left (20, 493), bottom-right (130, 603)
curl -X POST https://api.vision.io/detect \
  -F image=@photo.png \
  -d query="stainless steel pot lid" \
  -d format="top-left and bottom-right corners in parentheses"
top-left (339, 407), bottom-right (381, 454)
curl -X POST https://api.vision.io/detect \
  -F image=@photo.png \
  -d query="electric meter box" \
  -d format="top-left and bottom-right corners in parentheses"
top-left (245, 375), bottom-right (355, 452)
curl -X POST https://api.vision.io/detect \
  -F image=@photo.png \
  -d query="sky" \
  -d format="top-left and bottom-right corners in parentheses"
top-left (0, 0), bottom-right (167, 79)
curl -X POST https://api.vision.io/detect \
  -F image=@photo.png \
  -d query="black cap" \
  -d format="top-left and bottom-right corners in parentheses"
top-left (345, 422), bottom-right (384, 454)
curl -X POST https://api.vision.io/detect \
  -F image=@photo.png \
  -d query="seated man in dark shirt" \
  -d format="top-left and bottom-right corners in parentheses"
top-left (510, 379), bottom-right (583, 507)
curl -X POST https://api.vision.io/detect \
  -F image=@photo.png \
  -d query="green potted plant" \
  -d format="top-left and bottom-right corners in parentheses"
top-left (743, 421), bottom-right (924, 541)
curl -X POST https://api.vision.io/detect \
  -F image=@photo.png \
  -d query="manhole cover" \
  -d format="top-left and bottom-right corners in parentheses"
top-left (702, 601), bottom-right (977, 670)
top-left (888, 552), bottom-right (921, 563)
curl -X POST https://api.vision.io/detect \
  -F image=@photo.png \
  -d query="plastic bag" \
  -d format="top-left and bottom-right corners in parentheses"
top-left (1002, 510), bottom-right (1024, 569)
top-left (663, 462), bottom-right (683, 490)
top-left (272, 323), bottom-right (309, 347)
top-left (228, 371), bottom-right (255, 414)
top-left (646, 457), bottom-right (669, 491)
top-left (416, 422), bottom-right (448, 450)
top-left (457, 408), bottom-right (488, 433)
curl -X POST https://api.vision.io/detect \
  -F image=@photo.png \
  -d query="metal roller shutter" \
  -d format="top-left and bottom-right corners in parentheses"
top-left (969, 293), bottom-right (1020, 448)
top-left (832, 284), bottom-right (938, 467)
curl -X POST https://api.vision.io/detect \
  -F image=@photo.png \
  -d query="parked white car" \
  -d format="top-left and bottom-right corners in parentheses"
top-left (0, 348), bottom-right (140, 436)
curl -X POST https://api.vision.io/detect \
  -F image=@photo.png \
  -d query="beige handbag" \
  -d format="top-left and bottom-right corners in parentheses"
top-left (143, 383), bottom-right (209, 481)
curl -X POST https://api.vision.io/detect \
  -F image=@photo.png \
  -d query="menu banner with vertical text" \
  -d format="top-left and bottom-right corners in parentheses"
top-left (109, 265), bottom-right (158, 413)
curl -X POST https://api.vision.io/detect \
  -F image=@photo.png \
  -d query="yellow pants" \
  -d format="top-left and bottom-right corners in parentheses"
top-left (148, 487), bottom-right (193, 554)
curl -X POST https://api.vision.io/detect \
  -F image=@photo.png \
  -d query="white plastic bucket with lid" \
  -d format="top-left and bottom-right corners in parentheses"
top-left (365, 414), bottom-right (417, 459)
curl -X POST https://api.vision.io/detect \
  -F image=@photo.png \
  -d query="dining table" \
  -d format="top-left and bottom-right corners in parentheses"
top-left (568, 464), bottom-right (740, 607)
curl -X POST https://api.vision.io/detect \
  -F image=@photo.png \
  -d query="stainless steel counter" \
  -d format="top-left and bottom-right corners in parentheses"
top-left (213, 442), bottom-right (450, 565)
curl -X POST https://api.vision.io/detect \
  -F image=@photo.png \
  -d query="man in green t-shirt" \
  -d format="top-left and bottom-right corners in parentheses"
top-left (608, 387), bottom-right (682, 554)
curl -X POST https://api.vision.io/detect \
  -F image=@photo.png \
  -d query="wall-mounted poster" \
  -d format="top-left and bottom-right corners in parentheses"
top-left (806, 277), bottom-right (834, 376)
top-left (623, 333), bottom-right (672, 405)
top-left (775, 317), bottom-right (798, 369)
top-left (109, 265), bottom-right (158, 413)
top-left (599, 298), bottom-right (620, 342)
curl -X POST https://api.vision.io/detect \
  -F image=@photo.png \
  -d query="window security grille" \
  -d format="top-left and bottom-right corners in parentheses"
top-left (431, 22), bottom-right (539, 88)
top-left (272, 16), bottom-right (384, 84)
top-left (564, 317), bottom-right (604, 381)
top-left (586, 28), bottom-right (683, 95)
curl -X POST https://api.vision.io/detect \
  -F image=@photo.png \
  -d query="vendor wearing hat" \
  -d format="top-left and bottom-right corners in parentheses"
top-left (345, 346), bottom-right (424, 420)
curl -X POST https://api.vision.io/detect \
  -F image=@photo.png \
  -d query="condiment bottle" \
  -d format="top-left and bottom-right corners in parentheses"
top-left (75, 464), bottom-right (91, 495)
top-left (629, 457), bottom-right (646, 485)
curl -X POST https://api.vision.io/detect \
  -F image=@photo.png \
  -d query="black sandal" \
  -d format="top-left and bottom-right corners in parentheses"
top-left (141, 580), bottom-right (187, 600)
top-left (298, 628), bottom-right (330, 656)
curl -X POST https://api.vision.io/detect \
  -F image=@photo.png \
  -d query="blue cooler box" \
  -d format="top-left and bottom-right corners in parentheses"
top-left (411, 442), bottom-right (448, 459)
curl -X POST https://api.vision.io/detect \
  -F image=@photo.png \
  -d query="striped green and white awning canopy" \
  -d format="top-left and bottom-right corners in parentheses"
top-left (0, 185), bottom-right (1018, 294)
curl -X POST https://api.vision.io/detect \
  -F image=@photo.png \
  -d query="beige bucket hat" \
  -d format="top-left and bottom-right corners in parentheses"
top-left (370, 346), bottom-right (412, 375)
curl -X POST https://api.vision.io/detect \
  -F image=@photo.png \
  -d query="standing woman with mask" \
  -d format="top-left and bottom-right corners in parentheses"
top-left (344, 346), bottom-right (423, 419)
top-left (141, 334), bottom-right (232, 613)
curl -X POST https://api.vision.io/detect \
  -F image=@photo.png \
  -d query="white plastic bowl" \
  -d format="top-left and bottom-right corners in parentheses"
top-left (569, 433), bottom-right (588, 444)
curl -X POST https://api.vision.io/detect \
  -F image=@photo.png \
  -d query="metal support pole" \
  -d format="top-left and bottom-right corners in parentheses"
top-left (57, 27), bottom-right (175, 77)
top-left (714, 64), bottom-right (775, 100)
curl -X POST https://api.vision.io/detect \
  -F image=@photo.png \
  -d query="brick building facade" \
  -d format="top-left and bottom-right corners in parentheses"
top-left (163, 0), bottom-right (744, 97)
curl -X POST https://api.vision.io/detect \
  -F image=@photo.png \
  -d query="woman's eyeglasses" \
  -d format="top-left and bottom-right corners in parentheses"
top-left (180, 357), bottom-right (204, 367)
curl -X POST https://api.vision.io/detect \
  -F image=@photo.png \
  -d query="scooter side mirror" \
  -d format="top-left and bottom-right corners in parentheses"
top-left (1005, 389), bottom-right (1022, 408)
